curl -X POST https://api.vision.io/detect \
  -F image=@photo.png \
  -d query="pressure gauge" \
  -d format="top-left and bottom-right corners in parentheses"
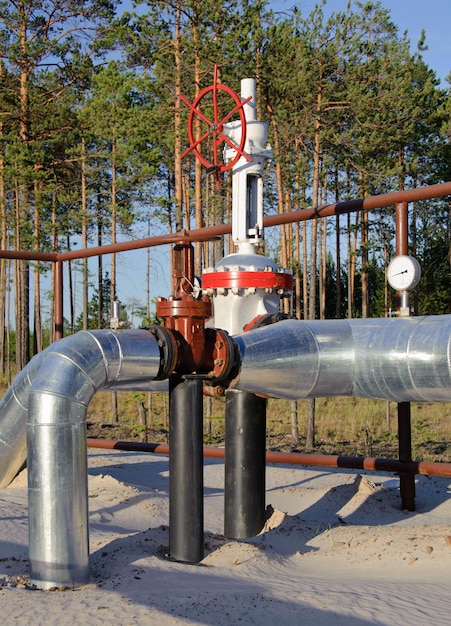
top-left (387, 255), bottom-right (421, 291)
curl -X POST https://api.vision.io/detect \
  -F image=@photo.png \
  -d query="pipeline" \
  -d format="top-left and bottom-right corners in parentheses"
top-left (231, 316), bottom-right (451, 402)
top-left (86, 438), bottom-right (451, 478)
top-left (0, 351), bottom-right (45, 488)
top-left (0, 329), bottom-right (171, 490)
top-left (0, 328), bottom-right (170, 589)
top-left (3, 315), bottom-right (451, 587)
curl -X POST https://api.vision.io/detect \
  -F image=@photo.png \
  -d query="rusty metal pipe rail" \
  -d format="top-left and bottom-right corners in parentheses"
top-left (264, 181), bottom-right (451, 227)
top-left (56, 181), bottom-right (451, 260)
top-left (86, 438), bottom-right (451, 478)
top-left (3, 182), bottom-right (448, 263)
top-left (0, 249), bottom-right (57, 261)
top-left (2, 181), bottom-right (450, 344)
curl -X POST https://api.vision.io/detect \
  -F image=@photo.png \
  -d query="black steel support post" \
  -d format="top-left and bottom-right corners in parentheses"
top-left (224, 389), bottom-right (267, 538)
top-left (398, 401), bottom-right (416, 511)
top-left (169, 374), bottom-right (204, 562)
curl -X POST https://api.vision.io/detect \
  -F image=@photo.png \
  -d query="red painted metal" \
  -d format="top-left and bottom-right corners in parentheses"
top-left (395, 201), bottom-right (409, 256)
top-left (86, 438), bottom-right (451, 478)
top-left (156, 242), bottom-right (212, 374)
top-left (156, 242), bottom-right (234, 380)
top-left (180, 64), bottom-right (252, 188)
top-left (264, 181), bottom-right (451, 226)
top-left (202, 270), bottom-right (293, 291)
top-left (55, 231), bottom-right (196, 262)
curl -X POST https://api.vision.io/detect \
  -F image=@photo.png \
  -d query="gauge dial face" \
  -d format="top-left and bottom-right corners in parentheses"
top-left (387, 255), bottom-right (421, 291)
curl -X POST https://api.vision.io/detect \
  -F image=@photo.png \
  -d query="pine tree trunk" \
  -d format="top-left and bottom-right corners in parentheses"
top-left (193, 15), bottom-right (203, 276)
top-left (319, 217), bottom-right (327, 319)
top-left (33, 178), bottom-right (42, 354)
top-left (111, 137), bottom-right (117, 307)
top-left (283, 189), bottom-right (292, 314)
top-left (15, 184), bottom-right (30, 372)
top-left (81, 138), bottom-right (89, 331)
top-left (5, 260), bottom-right (11, 383)
top-left (16, 43), bottom-right (31, 370)
top-left (347, 212), bottom-right (359, 319)
top-left (309, 81), bottom-right (322, 321)
top-left (267, 112), bottom-right (287, 273)
top-left (66, 235), bottom-right (75, 334)
top-left (290, 400), bottom-right (299, 447)
top-left (97, 207), bottom-right (103, 329)
top-left (335, 168), bottom-right (341, 319)
top-left (174, 3), bottom-right (184, 234)
top-left (306, 398), bottom-right (315, 449)
top-left (303, 221), bottom-right (308, 320)
top-left (306, 79), bottom-right (323, 446)
top-left (361, 209), bottom-right (369, 318)
top-left (0, 116), bottom-right (6, 374)
top-left (295, 245), bottom-right (301, 320)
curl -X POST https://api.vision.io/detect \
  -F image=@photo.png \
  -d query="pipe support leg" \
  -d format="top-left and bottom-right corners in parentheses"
top-left (224, 389), bottom-right (266, 538)
top-left (169, 375), bottom-right (204, 563)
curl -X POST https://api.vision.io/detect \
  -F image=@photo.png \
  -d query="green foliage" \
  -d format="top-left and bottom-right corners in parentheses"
top-left (0, 0), bottom-right (451, 369)
top-left (74, 273), bottom-right (114, 330)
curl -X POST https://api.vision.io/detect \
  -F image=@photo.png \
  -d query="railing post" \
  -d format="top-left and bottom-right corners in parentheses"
top-left (395, 201), bottom-right (416, 511)
top-left (53, 260), bottom-right (64, 341)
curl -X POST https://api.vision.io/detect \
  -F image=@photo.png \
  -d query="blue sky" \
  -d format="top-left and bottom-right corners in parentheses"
top-left (103, 1), bottom-right (451, 319)
top-left (279, 0), bottom-right (451, 85)
top-left (121, 0), bottom-right (451, 85)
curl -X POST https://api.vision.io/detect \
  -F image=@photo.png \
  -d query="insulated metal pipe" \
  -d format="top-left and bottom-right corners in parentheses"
top-left (0, 352), bottom-right (44, 488)
top-left (0, 331), bottom-right (171, 490)
top-left (169, 375), bottom-right (204, 563)
top-left (232, 316), bottom-right (451, 402)
top-left (15, 329), bottom-right (164, 589)
top-left (224, 389), bottom-right (266, 538)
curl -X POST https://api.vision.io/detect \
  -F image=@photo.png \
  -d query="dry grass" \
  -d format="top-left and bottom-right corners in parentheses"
top-left (85, 391), bottom-right (451, 463)
top-left (1, 374), bottom-right (449, 462)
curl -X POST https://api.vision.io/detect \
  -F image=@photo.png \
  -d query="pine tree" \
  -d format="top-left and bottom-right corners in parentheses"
top-left (0, 0), bottom-right (117, 368)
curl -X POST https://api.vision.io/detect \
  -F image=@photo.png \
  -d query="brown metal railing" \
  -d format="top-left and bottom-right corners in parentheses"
top-left (2, 180), bottom-right (451, 341)
top-left (87, 438), bottom-right (451, 478)
top-left (2, 180), bottom-right (451, 502)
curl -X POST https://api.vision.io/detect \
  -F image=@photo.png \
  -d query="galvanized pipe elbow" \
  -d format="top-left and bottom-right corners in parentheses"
top-left (26, 328), bottom-right (168, 589)
top-left (0, 328), bottom-right (170, 589)
top-left (0, 351), bottom-right (45, 488)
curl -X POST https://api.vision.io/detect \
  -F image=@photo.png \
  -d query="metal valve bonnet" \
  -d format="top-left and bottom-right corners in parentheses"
top-left (202, 77), bottom-right (292, 335)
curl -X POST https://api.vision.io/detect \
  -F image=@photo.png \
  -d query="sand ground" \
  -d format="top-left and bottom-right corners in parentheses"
top-left (1, 448), bottom-right (450, 625)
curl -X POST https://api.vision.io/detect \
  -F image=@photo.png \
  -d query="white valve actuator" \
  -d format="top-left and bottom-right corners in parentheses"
top-left (223, 78), bottom-right (272, 252)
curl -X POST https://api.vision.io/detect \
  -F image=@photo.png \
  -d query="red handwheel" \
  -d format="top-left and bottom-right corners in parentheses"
top-left (180, 65), bottom-right (252, 186)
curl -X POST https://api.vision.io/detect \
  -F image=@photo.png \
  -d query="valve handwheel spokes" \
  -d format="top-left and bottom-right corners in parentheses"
top-left (180, 65), bottom-right (252, 187)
